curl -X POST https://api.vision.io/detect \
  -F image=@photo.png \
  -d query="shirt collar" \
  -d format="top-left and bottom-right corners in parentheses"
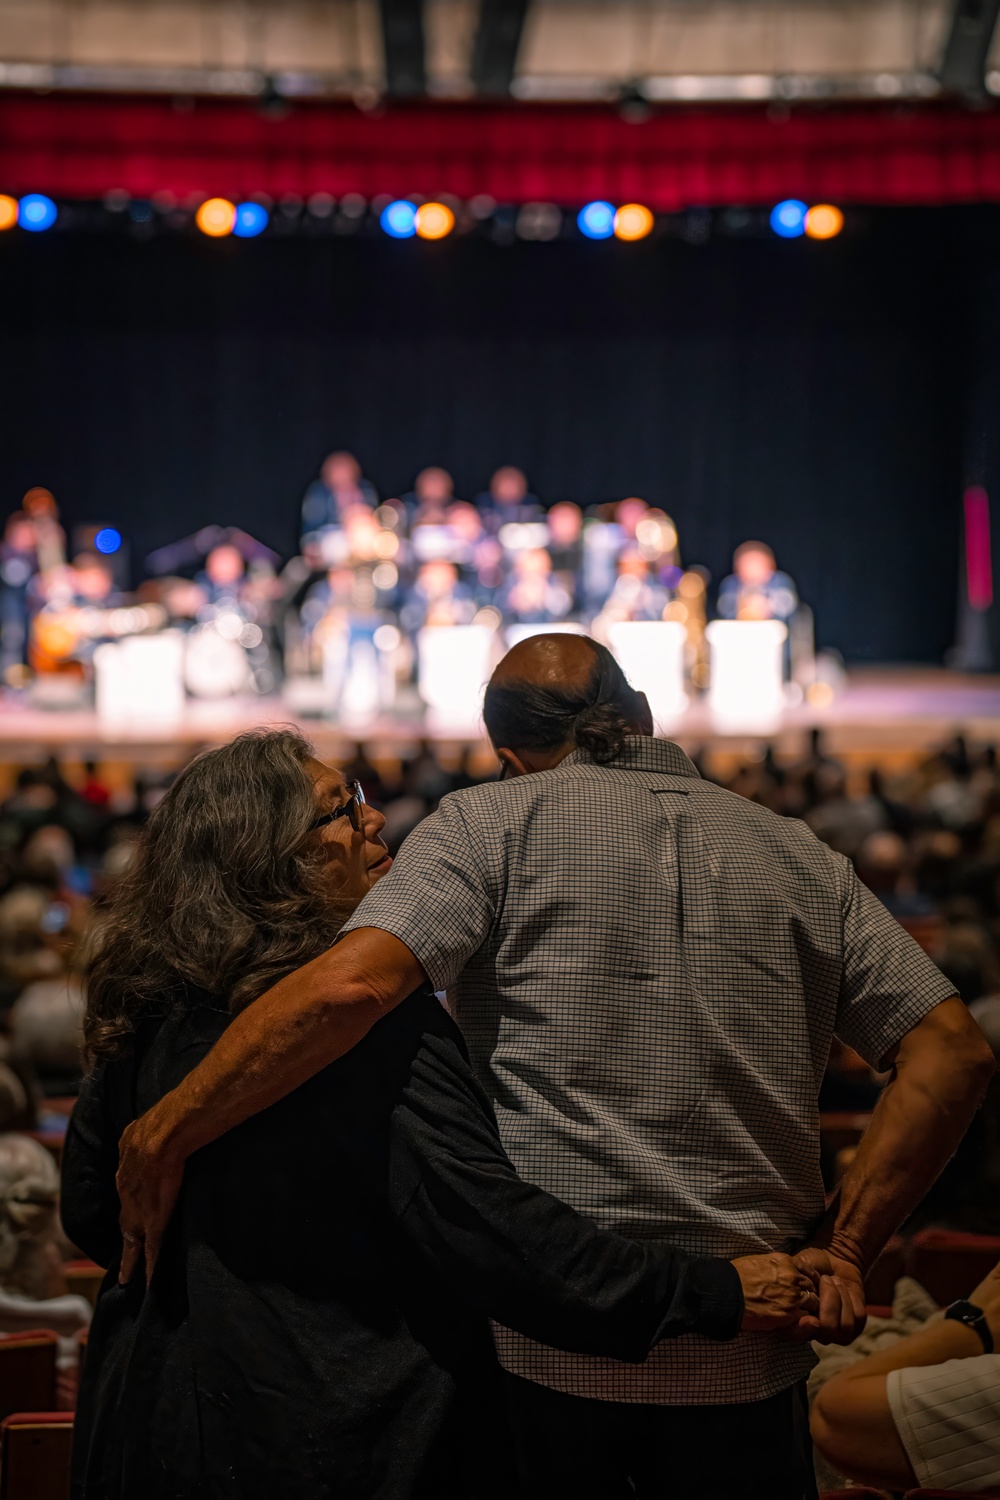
top-left (562, 736), bottom-right (701, 779)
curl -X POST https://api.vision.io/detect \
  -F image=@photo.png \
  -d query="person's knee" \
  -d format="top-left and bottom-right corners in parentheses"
top-left (810, 1382), bottom-right (851, 1473)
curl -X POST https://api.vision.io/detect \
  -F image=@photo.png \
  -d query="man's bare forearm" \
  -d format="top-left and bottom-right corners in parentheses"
top-left (141, 928), bottom-right (426, 1165)
top-left (813, 997), bottom-right (994, 1273)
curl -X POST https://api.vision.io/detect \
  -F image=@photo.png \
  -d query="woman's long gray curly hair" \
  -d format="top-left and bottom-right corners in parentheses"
top-left (83, 729), bottom-right (345, 1068)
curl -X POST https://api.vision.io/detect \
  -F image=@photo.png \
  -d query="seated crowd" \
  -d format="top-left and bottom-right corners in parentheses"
top-left (1, 721), bottom-right (1000, 1494)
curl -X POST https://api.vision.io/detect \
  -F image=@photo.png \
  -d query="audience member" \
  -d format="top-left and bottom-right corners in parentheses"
top-left (0, 1133), bottom-right (91, 1405)
top-left (114, 637), bottom-right (993, 1500)
top-left (812, 1255), bottom-right (1000, 1491)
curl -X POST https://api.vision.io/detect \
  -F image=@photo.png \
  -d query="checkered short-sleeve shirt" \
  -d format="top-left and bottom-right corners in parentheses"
top-left (343, 737), bottom-right (956, 1404)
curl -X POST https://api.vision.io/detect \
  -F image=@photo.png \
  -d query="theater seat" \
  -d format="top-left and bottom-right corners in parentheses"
top-left (907, 1228), bottom-right (1000, 1305)
top-left (865, 1234), bottom-right (906, 1305)
top-left (0, 1412), bottom-right (72, 1500)
top-left (0, 1333), bottom-right (57, 1421)
top-left (903, 1491), bottom-right (1000, 1498)
top-left (63, 1260), bottom-right (105, 1309)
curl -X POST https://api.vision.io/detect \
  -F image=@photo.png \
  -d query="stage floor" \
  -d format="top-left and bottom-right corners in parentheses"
top-left (2, 666), bottom-right (1000, 768)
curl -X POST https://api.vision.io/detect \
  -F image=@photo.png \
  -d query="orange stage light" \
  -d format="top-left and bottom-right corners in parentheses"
top-left (614, 204), bottom-right (654, 241)
top-left (196, 198), bottom-right (236, 237)
top-left (805, 204), bottom-right (843, 241)
top-left (0, 196), bottom-right (17, 231)
top-left (414, 202), bottom-right (455, 240)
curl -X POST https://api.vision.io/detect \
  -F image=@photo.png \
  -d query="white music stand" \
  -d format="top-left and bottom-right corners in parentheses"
top-left (417, 624), bottom-right (496, 731)
top-left (95, 632), bottom-right (185, 724)
top-left (607, 621), bottom-right (688, 730)
top-left (706, 620), bottom-right (787, 726)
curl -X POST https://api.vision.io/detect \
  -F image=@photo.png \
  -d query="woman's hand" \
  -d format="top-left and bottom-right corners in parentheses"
top-left (116, 1106), bottom-right (186, 1287)
top-left (732, 1253), bottom-right (821, 1332)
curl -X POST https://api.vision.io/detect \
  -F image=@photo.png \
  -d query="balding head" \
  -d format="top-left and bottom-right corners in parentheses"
top-left (484, 634), bottom-right (652, 777)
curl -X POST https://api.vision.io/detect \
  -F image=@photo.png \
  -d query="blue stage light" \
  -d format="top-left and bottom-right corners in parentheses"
top-left (380, 200), bottom-right (418, 239)
top-left (94, 527), bottom-right (122, 555)
top-left (18, 194), bottom-right (57, 232)
top-left (770, 199), bottom-right (808, 238)
top-left (233, 202), bottom-right (269, 238)
top-left (577, 201), bottom-right (616, 240)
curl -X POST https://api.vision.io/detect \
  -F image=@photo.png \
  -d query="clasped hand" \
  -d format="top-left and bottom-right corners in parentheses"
top-left (733, 1248), bottom-right (867, 1346)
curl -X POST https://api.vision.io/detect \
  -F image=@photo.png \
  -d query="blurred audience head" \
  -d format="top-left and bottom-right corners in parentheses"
top-left (0, 1134), bottom-right (60, 1298)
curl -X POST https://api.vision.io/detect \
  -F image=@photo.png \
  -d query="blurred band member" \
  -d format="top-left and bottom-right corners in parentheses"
top-left (401, 560), bottom-right (475, 633)
top-left (718, 542), bottom-right (798, 625)
top-left (1, 512), bottom-right (40, 676)
top-left (404, 468), bottom-right (456, 529)
top-left (501, 549), bottom-right (572, 627)
top-left (477, 467), bottom-right (542, 530)
top-left (301, 452), bottom-right (377, 551)
top-left (596, 548), bottom-right (672, 628)
top-left (196, 545), bottom-right (247, 609)
top-left (21, 489), bottom-right (66, 572)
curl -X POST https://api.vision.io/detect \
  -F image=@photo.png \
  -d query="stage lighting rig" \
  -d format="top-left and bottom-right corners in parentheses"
top-left (380, 200), bottom-right (418, 238)
top-left (196, 198), bottom-right (236, 237)
top-left (577, 201), bottom-right (616, 239)
top-left (769, 199), bottom-right (808, 238)
top-left (804, 204), bottom-right (843, 240)
top-left (614, 204), bottom-right (654, 241)
top-left (233, 202), bottom-right (269, 237)
top-left (18, 194), bottom-right (58, 232)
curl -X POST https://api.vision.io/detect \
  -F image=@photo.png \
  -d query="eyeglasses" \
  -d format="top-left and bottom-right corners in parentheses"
top-left (309, 781), bottom-right (366, 834)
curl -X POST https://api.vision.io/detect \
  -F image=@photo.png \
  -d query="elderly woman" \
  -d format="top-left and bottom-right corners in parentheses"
top-left (0, 1134), bottom-right (91, 1403)
top-left (63, 729), bottom-right (812, 1500)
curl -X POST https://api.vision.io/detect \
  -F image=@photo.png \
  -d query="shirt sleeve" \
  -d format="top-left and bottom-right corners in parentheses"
top-left (887, 1354), bottom-right (1000, 1491)
top-left (836, 861), bottom-right (957, 1068)
top-left (387, 1002), bottom-right (743, 1358)
top-left (60, 1065), bottom-right (124, 1271)
top-left (341, 795), bottom-right (496, 991)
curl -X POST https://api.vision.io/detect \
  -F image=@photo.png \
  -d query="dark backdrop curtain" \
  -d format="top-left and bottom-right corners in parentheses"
top-left (0, 205), bottom-right (977, 662)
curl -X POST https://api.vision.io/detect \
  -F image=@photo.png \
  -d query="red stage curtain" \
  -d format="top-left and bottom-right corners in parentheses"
top-left (3, 94), bottom-right (1000, 206)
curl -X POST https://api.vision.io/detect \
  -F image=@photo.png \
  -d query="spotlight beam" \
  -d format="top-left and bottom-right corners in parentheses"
top-left (378, 0), bottom-right (427, 98)
top-left (471, 0), bottom-right (531, 98)
top-left (940, 0), bottom-right (1000, 100)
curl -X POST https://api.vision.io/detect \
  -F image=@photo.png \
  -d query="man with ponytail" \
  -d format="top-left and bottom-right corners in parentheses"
top-left (118, 634), bottom-right (991, 1499)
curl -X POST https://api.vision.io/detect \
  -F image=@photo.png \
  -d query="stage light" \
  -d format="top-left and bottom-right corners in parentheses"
top-left (195, 198), bottom-right (236, 237)
top-left (805, 203), bottom-right (844, 240)
top-left (578, 201), bottom-right (616, 240)
top-left (614, 203), bottom-right (654, 241)
top-left (0, 196), bottom-right (17, 231)
top-left (380, 200), bottom-right (417, 238)
top-left (94, 527), bottom-right (122, 555)
top-left (18, 194), bottom-right (57, 232)
top-left (415, 202), bottom-right (455, 240)
top-left (769, 199), bottom-right (807, 238)
top-left (233, 201), bottom-right (269, 238)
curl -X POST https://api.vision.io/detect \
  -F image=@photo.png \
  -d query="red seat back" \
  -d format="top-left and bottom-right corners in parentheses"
top-left (0, 1412), bottom-right (72, 1500)
top-left (865, 1234), bottom-right (906, 1305)
top-left (0, 1334), bottom-right (57, 1422)
top-left (907, 1228), bottom-right (1000, 1305)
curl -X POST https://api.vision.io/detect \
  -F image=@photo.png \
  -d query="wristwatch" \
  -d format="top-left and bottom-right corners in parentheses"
top-left (944, 1299), bottom-right (994, 1353)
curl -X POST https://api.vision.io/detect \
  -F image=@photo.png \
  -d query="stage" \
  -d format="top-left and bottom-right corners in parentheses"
top-left (2, 667), bottom-right (999, 776)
